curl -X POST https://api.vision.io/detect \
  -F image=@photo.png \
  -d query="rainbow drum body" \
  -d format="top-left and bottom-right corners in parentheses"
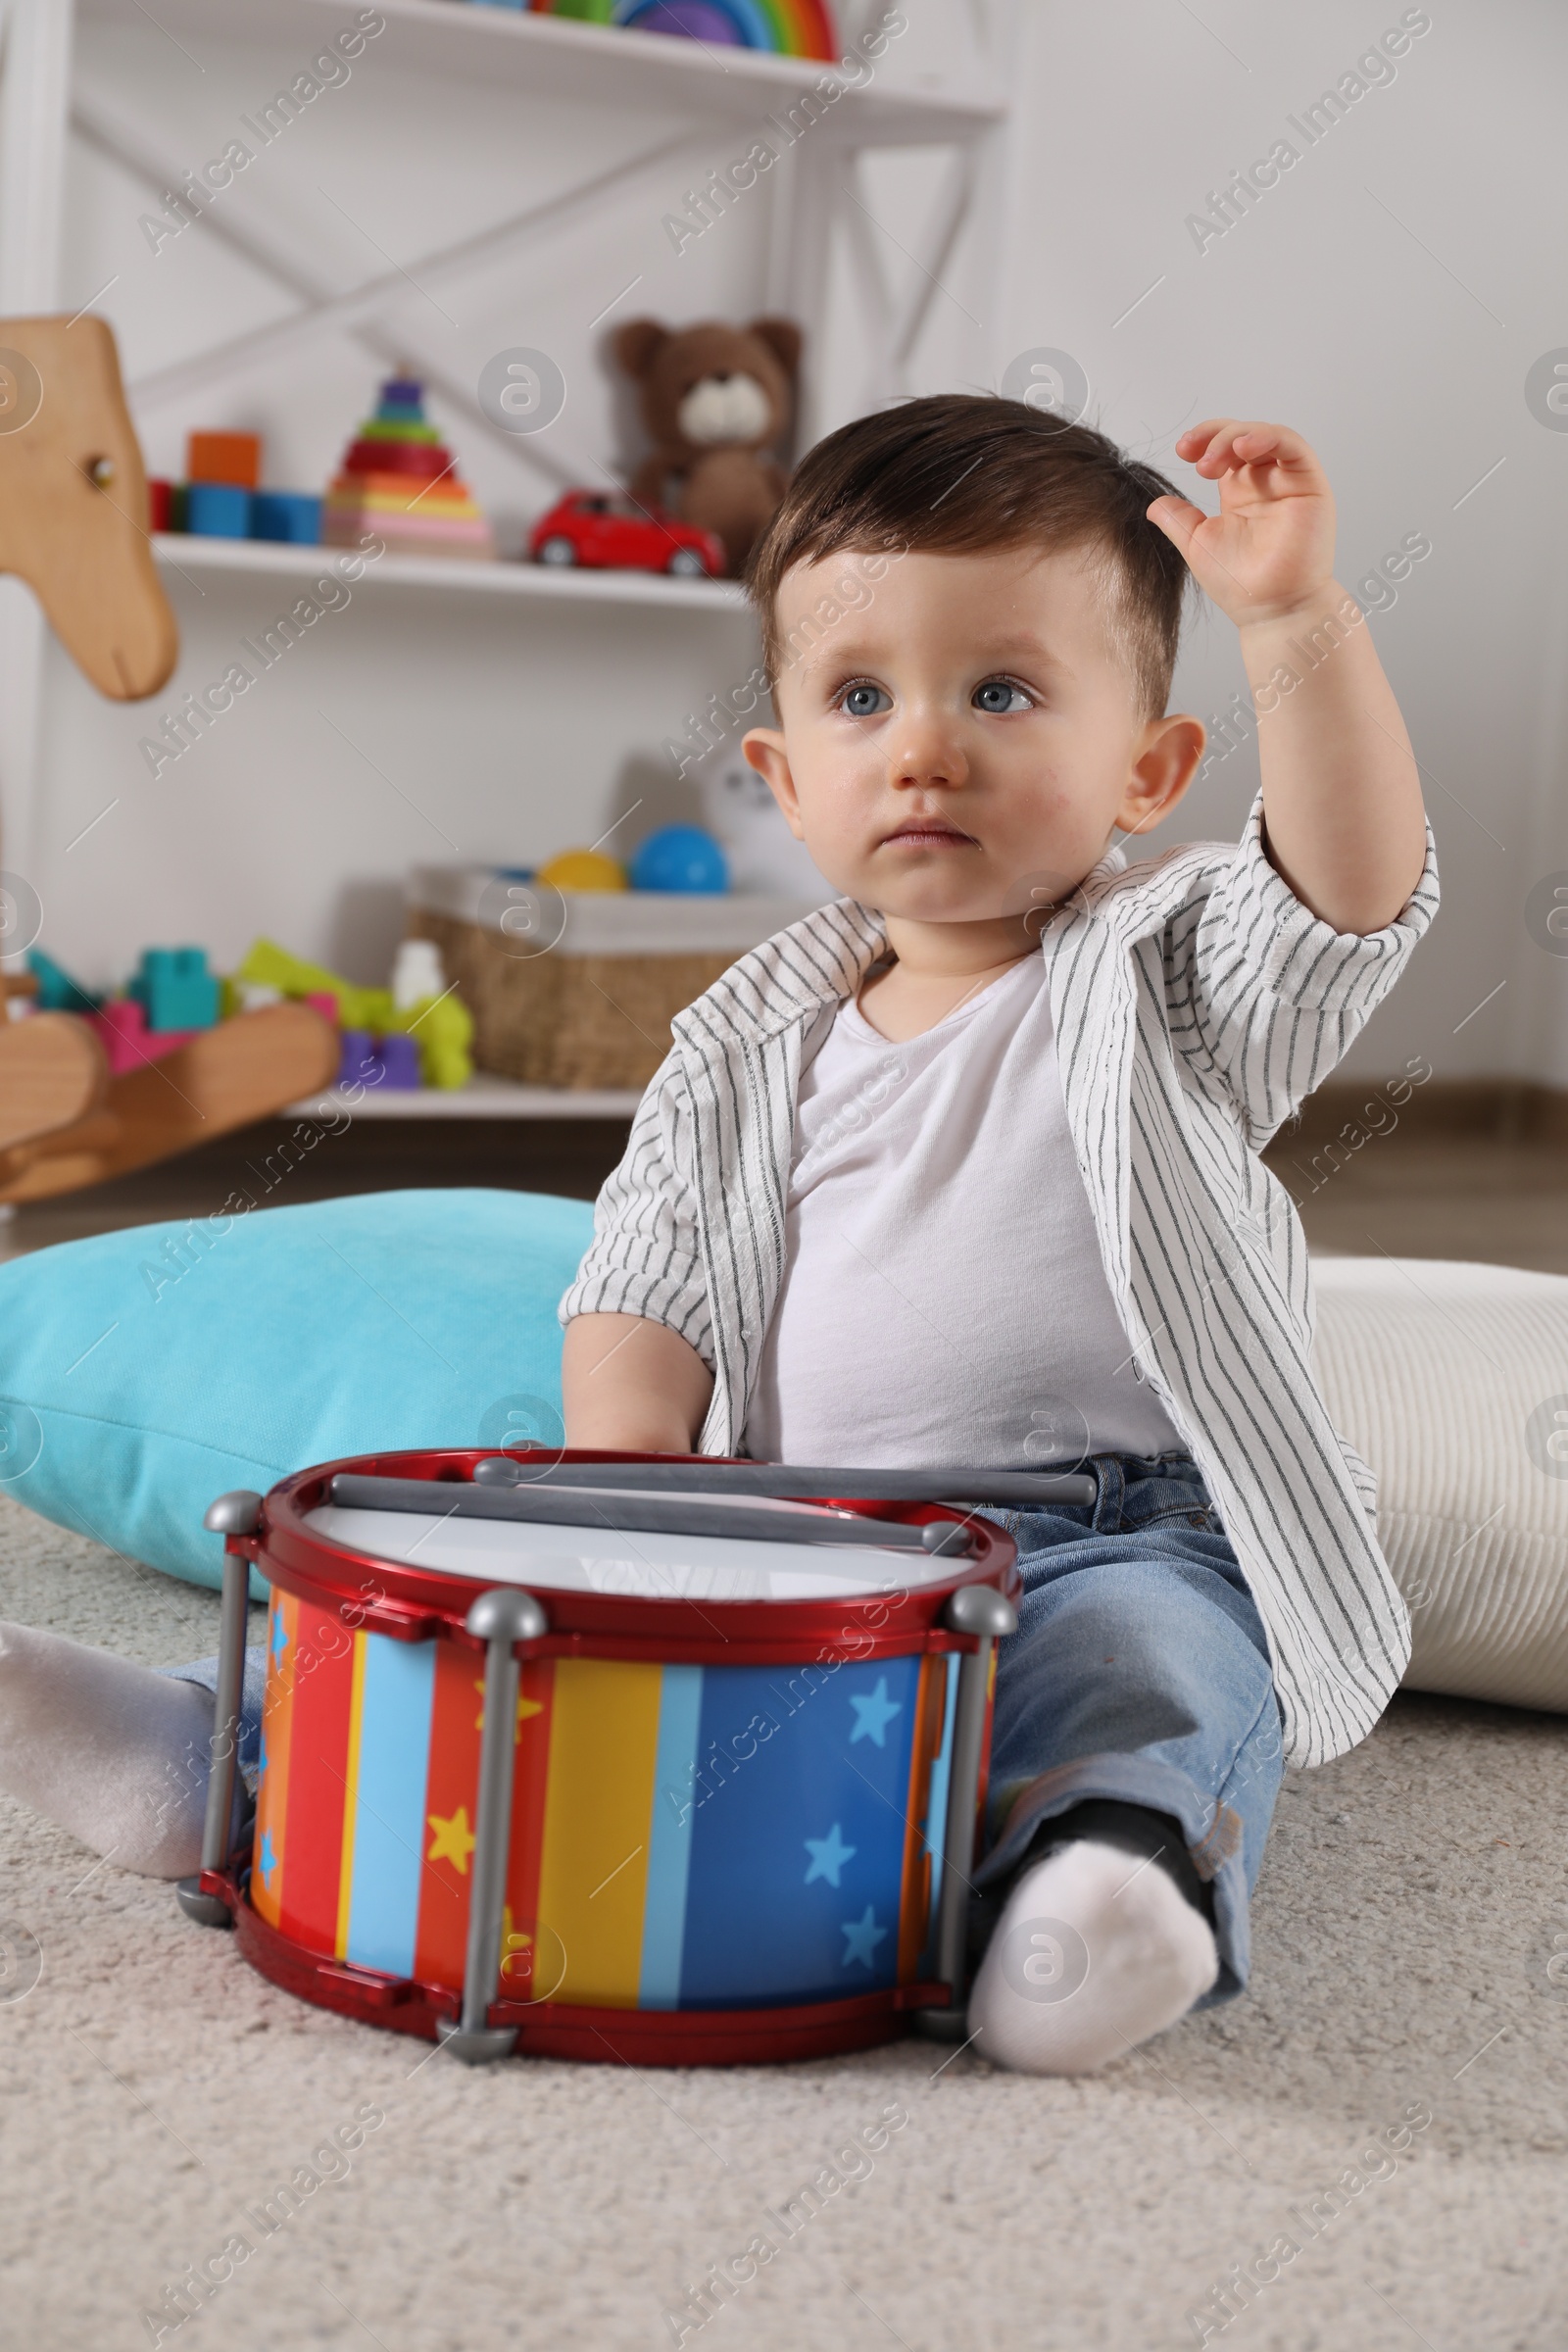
top-left (181, 1450), bottom-right (1026, 2067)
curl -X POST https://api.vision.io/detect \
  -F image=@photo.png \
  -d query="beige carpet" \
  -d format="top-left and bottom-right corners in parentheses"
top-left (2, 1494), bottom-right (1565, 2352)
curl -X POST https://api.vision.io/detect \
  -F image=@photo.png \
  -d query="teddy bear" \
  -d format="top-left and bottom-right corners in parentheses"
top-left (612, 316), bottom-right (802, 577)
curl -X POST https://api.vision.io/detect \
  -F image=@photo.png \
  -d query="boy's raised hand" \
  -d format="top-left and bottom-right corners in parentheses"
top-left (1143, 416), bottom-right (1427, 936)
top-left (1146, 420), bottom-right (1337, 628)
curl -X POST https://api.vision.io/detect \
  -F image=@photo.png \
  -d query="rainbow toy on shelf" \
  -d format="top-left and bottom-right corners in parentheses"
top-left (322, 375), bottom-right (495, 563)
top-left (524, 0), bottom-right (838, 60)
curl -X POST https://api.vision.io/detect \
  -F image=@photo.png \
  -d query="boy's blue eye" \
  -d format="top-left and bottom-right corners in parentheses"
top-left (840, 682), bottom-right (890, 718)
top-left (973, 679), bottom-right (1031, 714)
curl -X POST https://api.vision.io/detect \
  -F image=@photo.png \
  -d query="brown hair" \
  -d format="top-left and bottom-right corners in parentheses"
top-left (744, 394), bottom-right (1190, 717)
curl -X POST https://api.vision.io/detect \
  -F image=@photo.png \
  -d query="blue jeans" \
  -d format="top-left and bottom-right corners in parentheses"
top-left (976, 1452), bottom-right (1284, 2007)
top-left (165, 1645), bottom-right (268, 1795)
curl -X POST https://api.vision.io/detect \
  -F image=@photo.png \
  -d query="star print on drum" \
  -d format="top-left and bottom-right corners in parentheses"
top-left (849, 1676), bottom-right (903, 1745)
top-left (251, 1591), bottom-right (958, 2011)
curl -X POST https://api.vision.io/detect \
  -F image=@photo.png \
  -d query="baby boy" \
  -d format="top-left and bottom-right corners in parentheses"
top-left (0, 395), bottom-right (1435, 2078)
top-left (559, 393), bottom-right (1437, 2074)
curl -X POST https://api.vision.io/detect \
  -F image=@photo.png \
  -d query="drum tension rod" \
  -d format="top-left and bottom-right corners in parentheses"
top-left (176, 1490), bottom-right (264, 1930)
top-left (914, 1582), bottom-right (1019, 2046)
top-left (436, 1587), bottom-right (549, 2066)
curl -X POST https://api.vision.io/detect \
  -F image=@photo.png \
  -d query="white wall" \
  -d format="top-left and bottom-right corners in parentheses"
top-left (990, 0), bottom-right (1568, 1083)
top-left (14, 0), bottom-right (1568, 1081)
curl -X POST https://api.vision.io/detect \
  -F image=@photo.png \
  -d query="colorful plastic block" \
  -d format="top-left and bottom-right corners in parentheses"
top-left (335, 1028), bottom-right (421, 1091)
top-left (252, 492), bottom-right (322, 545)
top-left (147, 478), bottom-right (173, 533)
top-left (26, 948), bottom-right (100, 1014)
top-left (231, 981), bottom-right (281, 1014)
top-left (337, 1029), bottom-right (377, 1089)
top-left (390, 940), bottom-right (444, 1012)
top-left (378, 1033), bottom-right (421, 1088)
top-left (238, 938), bottom-right (472, 1091)
top-left (87, 1000), bottom-right (197, 1076)
top-left (130, 948), bottom-right (220, 1034)
top-left (184, 482), bottom-right (253, 538)
top-left (187, 431), bottom-right (261, 489)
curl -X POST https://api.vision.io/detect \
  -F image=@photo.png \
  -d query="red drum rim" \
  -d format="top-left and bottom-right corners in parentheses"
top-left (251, 1447), bottom-right (1019, 1666)
top-left (211, 1864), bottom-right (951, 2065)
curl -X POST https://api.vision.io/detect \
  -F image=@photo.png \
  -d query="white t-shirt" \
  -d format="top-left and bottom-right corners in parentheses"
top-left (742, 953), bottom-right (1183, 1470)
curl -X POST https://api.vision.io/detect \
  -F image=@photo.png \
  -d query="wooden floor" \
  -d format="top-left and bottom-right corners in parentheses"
top-left (1, 1093), bottom-right (1563, 1274)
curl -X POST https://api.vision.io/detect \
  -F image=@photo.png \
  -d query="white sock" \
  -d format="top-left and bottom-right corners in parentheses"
top-left (967, 1838), bottom-right (1220, 2076)
top-left (0, 1619), bottom-right (221, 1879)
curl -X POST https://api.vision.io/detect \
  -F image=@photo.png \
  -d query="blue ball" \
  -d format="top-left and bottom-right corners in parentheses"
top-left (630, 824), bottom-right (728, 894)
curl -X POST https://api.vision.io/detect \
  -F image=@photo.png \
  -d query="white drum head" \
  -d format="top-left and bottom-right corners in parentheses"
top-left (304, 1492), bottom-right (968, 1602)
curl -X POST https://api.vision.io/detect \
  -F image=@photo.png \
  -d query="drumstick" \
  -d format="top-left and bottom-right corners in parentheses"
top-left (326, 1473), bottom-right (977, 1558)
top-left (470, 1456), bottom-right (1098, 1508)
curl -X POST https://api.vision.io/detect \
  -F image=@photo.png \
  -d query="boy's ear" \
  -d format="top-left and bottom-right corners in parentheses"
top-left (1117, 712), bottom-right (1205, 843)
top-left (741, 726), bottom-right (805, 840)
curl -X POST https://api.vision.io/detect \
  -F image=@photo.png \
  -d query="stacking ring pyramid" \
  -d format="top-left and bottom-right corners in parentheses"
top-left (323, 375), bottom-right (495, 563)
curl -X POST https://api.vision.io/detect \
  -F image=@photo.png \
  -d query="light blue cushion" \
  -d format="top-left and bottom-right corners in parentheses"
top-left (0, 1189), bottom-right (594, 1592)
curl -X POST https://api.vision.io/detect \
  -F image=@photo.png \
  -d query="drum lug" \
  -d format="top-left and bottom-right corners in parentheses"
top-left (435, 2018), bottom-right (519, 2066)
top-left (204, 1490), bottom-right (264, 1536)
top-left (945, 1585), bottom-right (1019, 1640)
top-left (911, 2003), bottom-right (973, 2043)
top-left (174, 1878), bottom-right (234, 1929)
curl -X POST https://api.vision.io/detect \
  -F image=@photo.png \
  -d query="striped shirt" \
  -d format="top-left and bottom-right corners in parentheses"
top-left (561, 795), bottom-right (1440, 1767)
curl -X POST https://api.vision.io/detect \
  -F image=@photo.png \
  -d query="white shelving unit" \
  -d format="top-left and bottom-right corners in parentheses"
top-left (84, 0), bottom-right (1005, 145)
top-left (0, 0), bottom-right (1015, 1121)
top-left (287, 1074), bottom-right (642, 1118)
top-left (155, 530), bottom-right (746, 612)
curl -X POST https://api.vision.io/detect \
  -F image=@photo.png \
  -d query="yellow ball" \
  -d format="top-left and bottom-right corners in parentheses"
top-left (537, 849), bottom-right (627, 892)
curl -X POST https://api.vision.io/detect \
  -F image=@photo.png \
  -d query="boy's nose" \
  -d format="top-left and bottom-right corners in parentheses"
top-left (885, 710), bottom-right (969, 790)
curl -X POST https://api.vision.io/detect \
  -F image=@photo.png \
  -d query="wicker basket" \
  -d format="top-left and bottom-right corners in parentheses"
top-left (407, 869), bottom-right (825, 1093)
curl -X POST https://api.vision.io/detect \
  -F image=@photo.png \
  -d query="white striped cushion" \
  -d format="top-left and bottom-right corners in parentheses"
top-left (1312, 1257), bottom-right (1568, 1712)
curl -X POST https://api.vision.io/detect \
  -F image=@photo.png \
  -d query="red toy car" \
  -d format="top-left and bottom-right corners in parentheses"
top-left (528, 490), bottom-right (726, 579)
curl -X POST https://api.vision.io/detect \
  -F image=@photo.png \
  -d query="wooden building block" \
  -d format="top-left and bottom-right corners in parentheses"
top-left (187, 429), bottom-right (261, 488)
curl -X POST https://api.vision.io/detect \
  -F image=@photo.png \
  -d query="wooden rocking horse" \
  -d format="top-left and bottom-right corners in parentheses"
top-left (0, 316), bottom-right (338, 1204)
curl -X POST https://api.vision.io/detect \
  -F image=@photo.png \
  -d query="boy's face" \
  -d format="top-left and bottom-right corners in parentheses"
top-left (743, 545), bottom-right (1204, 930)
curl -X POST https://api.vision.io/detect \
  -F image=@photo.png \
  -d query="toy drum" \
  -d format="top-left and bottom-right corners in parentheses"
top-left (180, 1448), bottom-right (1042, 2067)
